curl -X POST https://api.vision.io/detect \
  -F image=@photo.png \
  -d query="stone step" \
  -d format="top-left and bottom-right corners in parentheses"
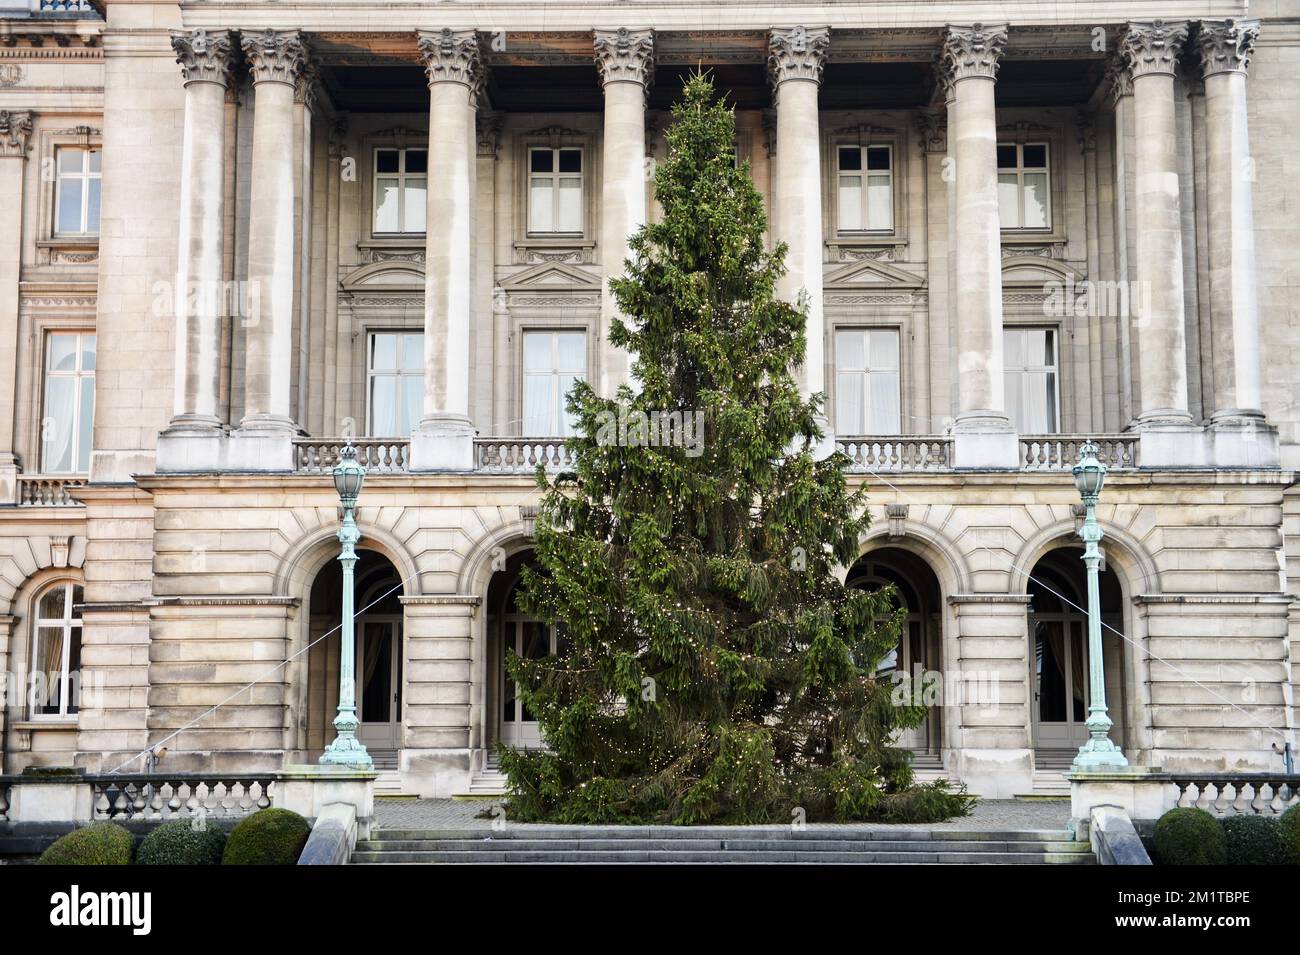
top-left (357, 837), bottom-right (1088, 854)
top-left (352, 848), bottom-right (1094, 865)
top-left (367, 826), bottom-right (1076, 842)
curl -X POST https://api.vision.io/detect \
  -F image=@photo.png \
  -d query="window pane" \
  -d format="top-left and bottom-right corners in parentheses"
top-left (866, 146), bottom-right (890, 171)
top-left (556, 331), bottom-right (585, 371)
top-left (87, 149), bottom-right (102, 173)
top-left (404, 177), bottom-right (427, 233)
top-left (529, 179), bottom-right (553, 232)
top-left (1004, 329), bottom-right (1024, 369)
top-left (866, 176), bottom-right (891, 230)
top-left (372, 333), bottom-right (397, 370)
top-left (1023, 370), bottom-right (1050, 433)
top-left (59, 149), bottom-right (83, 173)
top-left (57, 179), bottom-right (83, 233)
top-left (81, 335), bottom-right (96, 371)
top-left (374, 178), bottom-right (400, 232)
top-left (42, 377), bottom-right (76, 472)
top-left (1044, 371), bottom-right (1058, 432)
top-left (1023, 144), bottom-right (1047, 168)
top-left (837, 147), bottom-right (861, 171)
top-left (1042, 329), bottom-right (1056, 365)
top-left (404, 149), bottom-right (428, 174)
top-left (376, 149), bottom-right (399, 173)
top-left (77, 379), bottom-right (94, 472)
top-left (557, 178), bottom-right (581, 231)
top-left (1004, 369), bottom-right (1021, 431)
top-left (836, 329), bottom-right (866, 370)
top-left (523, 332), bottom-right (552, 371)
top-left (996, 144), bottom-right (1017, 169)
top-left (838, 177), bottom-right (862, 230)
top-left (530, 149), bottom-right (553, 173)
top-left (1023, 172), bottom-right (1048, 228)
top-left (38, 585), bottom-right (67, 621)
top-left (86, 179), bottom-right (101, 234)
top-left (835, 372), bottom-right (863, 434)
top-left (370, 376), bottom-right (397, 435)
top-left (997, 174), bottom-right (1020, 228)
top-left (48, 334), bottom-right (78, 372)
top-left (401, 333), bottom-right (423, 371)
top-left (65, 627), bottom-right (81, 714)
top-left (869, 329), bottom-right (900, 370)
top-left (522, 374), bottom-right (552, 435)
top-left (34, 626), bottom-right (65, 715)
top-left (558, 149), bottom-right (581, 173)
top-left (401, 374), bottom-right (422, 436)
top-left (558, 374), bottom-right (580, 435)
top-left (869, 370), bottom-right (901, 433)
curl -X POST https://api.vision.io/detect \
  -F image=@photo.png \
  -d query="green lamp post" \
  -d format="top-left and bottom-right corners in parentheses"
top-left (1071, 440), bottom-right (1128, 771)
top-left (320, 441), bottom-right (373, 769)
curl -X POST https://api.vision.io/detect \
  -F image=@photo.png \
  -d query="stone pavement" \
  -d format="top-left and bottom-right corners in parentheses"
top-left (373, 797), bottom-right (1071, 831)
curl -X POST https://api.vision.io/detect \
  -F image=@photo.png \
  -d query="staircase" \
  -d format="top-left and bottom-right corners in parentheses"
top-left (1024, 749), bottom-right (1074, 798)
top-left (909, 752), bottom-right (954, 785)
top-left (460, 752), bottom-right (508, 797)
top-left (351, 826), bottom-right (1094, 864)
top-left (369, 750), bottom-right (406, 797)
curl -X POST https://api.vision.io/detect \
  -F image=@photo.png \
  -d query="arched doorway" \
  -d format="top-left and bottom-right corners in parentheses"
top-left (1027, 547), bottom-right (1124, 752)
top-left (485, 549), bottom-right (555, 750)
top-left (845, 546), bottom-right (943, 753)
top-left (305, 550), bottom-right (405, 758)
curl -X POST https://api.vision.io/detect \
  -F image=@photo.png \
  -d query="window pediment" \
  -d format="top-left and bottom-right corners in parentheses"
top-left (341, 261), bottom-right (425, 293)
top-left (824, 259), bottom-right (924, 290)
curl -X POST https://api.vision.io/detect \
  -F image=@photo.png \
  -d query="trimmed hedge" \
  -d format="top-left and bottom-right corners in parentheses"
top-left (1221, 814), bottom-right (1285, 865)
top-left (37, 823), bottom-right (134, 865)
top-left (221, 807), bottom-right (311, 865)
top-left (137, 819), bottom-right (227, 866)
top-left (1153, 807), bottom-right (1226, 865)
top-left (1279, 805), bottom-right (1300, 865)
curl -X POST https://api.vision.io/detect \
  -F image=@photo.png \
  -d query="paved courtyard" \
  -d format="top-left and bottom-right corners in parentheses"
top-left (372, 797), bottom-right (1072, 832)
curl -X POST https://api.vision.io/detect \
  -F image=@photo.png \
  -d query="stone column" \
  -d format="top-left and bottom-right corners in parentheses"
top-left (1078, 112), bottom-right (1104, 432)
top-left (162, 30), bottom-right (234, 446)
top-left (1105, 55), bottom-right (1138, 425)
top-left (768, 26), bottom-right (830, 433)
top-left (236, 30), bottom-right (306, 442)
top-left (939, 24), bottom-right (1017, 467)
top-left (594, 28), bottom-right (654, 396)
top-left (410, 29), bottom-right (480, 471)
top-left (0, 110), bottom-right (33, 503)
top-left (1196, 18), bottom-right (1277, 465)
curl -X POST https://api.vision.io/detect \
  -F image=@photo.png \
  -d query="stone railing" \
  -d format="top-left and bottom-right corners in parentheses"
top-left (1169, 774), bottom-right (1300, 816)
top-left (837, 436), bottom-right (953, 472)
top-left (90, 774), bottom-right (276, 823)
top-left (293, 438), bottom-right (409, 474)
top-left (1020, 434), bottom-right (1140, 470)
top-left (475, 437), bottom-right (576, 474)
top-left (16, 476), bottom-right (86, 506)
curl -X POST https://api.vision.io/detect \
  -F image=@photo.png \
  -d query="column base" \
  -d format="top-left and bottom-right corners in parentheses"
top-left (409, 416), bottom-right (476, 471)
top-left (1208, 415), bottom-right (1279, 468)
top-left (1134, 419), bottom-right (1210, 469)
top-left (157, 427), bottom-right (295, 472)
top-left (0, 453), bottom-right (18, 505)
top-left (951, 412), bottom-right (1018, 469)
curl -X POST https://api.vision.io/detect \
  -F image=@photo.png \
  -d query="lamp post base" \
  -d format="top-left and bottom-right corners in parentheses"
top-left (1072, 737), bottom-right (1129, 772)
top-left (320, 718), bottom-right (373, 769)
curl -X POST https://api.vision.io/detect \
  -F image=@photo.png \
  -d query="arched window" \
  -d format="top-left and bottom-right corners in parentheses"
top-left (30, 581), bottom-right (84, 719)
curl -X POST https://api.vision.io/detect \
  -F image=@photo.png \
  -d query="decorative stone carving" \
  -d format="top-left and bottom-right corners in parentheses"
top-left (593, 28), bottom-right (654, 89)
top-left (885, 503), bottom-right (909, 538)
top-left (476, 109), bottom-right (504, 157)
top-left (767, 26), bottom-right (830, 87)
top-left (938, 23), bottom-right (1007, 84)
top-left (240, 29), bottom-right (307, 86)
top-left (294, 57), bottom-right (321, 109)
top-left (0, 109), bottom-right (33, 158)
top-left (761, 108), bottom-right (777, 156)
top-left (169, 28), bottom-right (234, 88)
top-left (0, 64), bottom-right (25, 87)
top-left (916, 109), bottom-right (947, 153)
top-left (50, 536), bottom-right (70, 569)
top-left (1076, 111), bottom-right (1097, 152)
top-left (1105, 51), bottom-right (1133, 103)
top-left (1119, 20), bottom-right (1189, 79)
top-left (1196, 18), bottom-right (1260, 77)
top-left (417, 28), bottom-right (481, 87)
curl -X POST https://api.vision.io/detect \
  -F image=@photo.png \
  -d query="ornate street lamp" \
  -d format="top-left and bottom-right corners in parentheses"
top-left (320, 442), bottom-right (373, 769)
top-left (1070, 440), bottom-right (1128, 771)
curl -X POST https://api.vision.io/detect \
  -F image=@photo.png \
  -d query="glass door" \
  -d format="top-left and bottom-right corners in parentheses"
top-left (355, 618), bottom-right (401, 750)
top-left (1032, 616), bottom-right (1090, 747)
top-left (500, 619), bottom-right (552, 748)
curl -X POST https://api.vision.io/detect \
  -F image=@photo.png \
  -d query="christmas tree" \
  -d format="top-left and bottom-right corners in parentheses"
top-left (500, 73), bottom-right (973, 824)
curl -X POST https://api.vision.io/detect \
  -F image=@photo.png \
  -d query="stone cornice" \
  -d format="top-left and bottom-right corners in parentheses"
top-left (593, 28), bottom-right (654, 90)
top-left (767, 25), bottom-right (830, 87)
top-left (1119, 19), bottom-right (1189, 79)
top-left (0, 109), bottom-right (34, 159)
top-left (1195, 17), bottom-right (1260, 78)
top-left (417, 28), bottom-right (481, 88)
top-left (169, 28), bottom-right (234, 89)
top-left (240, 28), bottom-right (307, 87)
top-left (938, 23), bottom-right (1008, 85)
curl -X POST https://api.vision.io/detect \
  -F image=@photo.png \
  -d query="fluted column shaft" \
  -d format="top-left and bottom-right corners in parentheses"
top-left (768, 26), bottom-right (829, 407)
top-left (239, 30), bottom-right (306, 432)
top-left (594, 28), bottom-right (653, 395)
top-left (168, 29), bottom-right (234, 431)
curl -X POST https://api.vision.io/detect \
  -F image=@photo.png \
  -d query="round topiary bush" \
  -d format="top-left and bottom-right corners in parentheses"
top-left (1278, 804), bottom-right (1300, 865)
top-left (37, 823), bottom-right (134, 865)
top-left (221, 807), bottom-right (310, 865)
top-left (136, 819), bottom-right (227, 865)
top-left (1153, 807), bottom-right (1227, 865)
top-left (1221, 814), bottom-right (1285, 865)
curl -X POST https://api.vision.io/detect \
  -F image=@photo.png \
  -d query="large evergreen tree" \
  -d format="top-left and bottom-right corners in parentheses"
top-left (500, 74), bottom-right (972, 824)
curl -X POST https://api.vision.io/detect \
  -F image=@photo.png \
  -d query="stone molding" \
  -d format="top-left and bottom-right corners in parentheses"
top-left (1132, 593), bottom-right (1292, 606)
top-left (0, 109), bottom-right (34, 158)
top-left (593, 28), bottom-right (655, 90)
top-left (240, 28), bottom-right (307, 87)
top-left (1195, 18), bottom-right (1260, 78)
top-left (417, 28), bottom-right (481, 88)
top-left (149, 595), bottom-right (302, 608)
top-left (767, 26), bottom-right (831, 87)
top-left (947, 593), bottom-right (1034, 605)
top-left (938, 23), bottom-right (1007, 85)
top-left (400, 595), bottom-right (482, 607)
top-left (169, 28), bottom-right (235, 89)
top-left (1119, 20), bottom-right (1189, 79)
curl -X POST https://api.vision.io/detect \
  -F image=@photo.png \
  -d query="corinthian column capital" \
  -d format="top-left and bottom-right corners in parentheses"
top-left (240, 28), bottom-right (307, 86)
top-left (417, 28), bottom-right (482, 88)
top-left (170, 29), bottom-right (235, 88)
top-left (767, 26), bottom-right (830, 87)
top-left (0, 109), bottom-right (34, 158)
top-left (1196, 18), bottom-right (1261, 78)
top-left (1119, 20), bottom-right (1189, 79)
top-left (593, 28), bottom-right (654, 89)
top-left (938, 23), bottom-right (1007, 84)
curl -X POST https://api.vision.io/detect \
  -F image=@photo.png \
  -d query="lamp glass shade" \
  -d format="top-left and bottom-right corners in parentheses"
top-left (1071, 443), bottom-right (1106, 497)
top-left (332, 445), bottom-right (366, 500)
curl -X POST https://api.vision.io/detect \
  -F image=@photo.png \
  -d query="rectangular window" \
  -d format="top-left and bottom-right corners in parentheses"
top-left (522, 330), bottom-right (585, 436)
top-left (372, 148), bottom-right (428, 235)
top-left (528, 148), bottom-right (583, 235)
top-left (834, 328), bottom-right (901, 434)
top-left (997, 142), bottom-right (1050, 230)
top-left (837, 145), bottom-right (893, 233)
top-left (1004, 327), bottom-right (1059, 433)
top-left (54, 147), bottom-right (101, 236)
top-left (367, 331), bottom-right (424, 437)
top-left (31, 582), bottom-right (84, 719)
top-left (40, 331), bottom-right (95, 473)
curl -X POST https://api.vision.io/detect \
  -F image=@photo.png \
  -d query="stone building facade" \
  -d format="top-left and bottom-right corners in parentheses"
top-left (0, 1), bottom-right (1297, 798)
